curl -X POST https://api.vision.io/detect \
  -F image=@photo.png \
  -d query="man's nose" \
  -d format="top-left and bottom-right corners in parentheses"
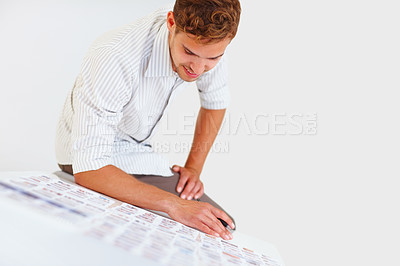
top-left (189, 59), bottom-right (206, 75)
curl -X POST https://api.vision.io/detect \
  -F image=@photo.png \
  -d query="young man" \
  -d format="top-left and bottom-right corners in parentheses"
top-left (56, 0), bottom-right (241, 240)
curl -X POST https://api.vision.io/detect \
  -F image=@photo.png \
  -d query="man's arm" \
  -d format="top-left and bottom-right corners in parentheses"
top-left (74, 164), bottom-right (234, 240)
top-left (173, 107), bottom-right (226, 200)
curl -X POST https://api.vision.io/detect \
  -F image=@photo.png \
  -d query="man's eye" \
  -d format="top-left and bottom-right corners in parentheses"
top-left (184, 49), bottom-right (193, 55)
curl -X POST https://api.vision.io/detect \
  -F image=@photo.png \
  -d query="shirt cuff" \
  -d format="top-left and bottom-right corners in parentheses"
top-left (72, 145), bottom-right (113, 174)
top-left (199, 86), bottom-right (230, 110)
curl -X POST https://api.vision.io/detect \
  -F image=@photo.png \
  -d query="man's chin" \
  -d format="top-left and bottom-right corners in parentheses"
top-left (177, 72), bottom-right (199, 82)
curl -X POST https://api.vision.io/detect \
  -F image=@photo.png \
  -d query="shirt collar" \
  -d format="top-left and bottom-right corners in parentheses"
top-left (145, 22), bottom-right (176, 78)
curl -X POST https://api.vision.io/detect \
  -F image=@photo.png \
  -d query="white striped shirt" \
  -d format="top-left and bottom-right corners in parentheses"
top-left (55, 7), bottom-right (230, 176)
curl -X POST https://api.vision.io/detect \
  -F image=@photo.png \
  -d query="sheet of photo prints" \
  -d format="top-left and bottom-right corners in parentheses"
top-left (0, 173), bottom-right (281, 266)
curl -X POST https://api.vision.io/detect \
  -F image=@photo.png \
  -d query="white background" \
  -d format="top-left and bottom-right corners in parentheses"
top-left (0, 1), bottom-right (399, 265)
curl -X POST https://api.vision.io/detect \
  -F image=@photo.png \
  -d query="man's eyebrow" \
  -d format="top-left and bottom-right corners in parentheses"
top-left (182, 45), bottom-right (224, 60)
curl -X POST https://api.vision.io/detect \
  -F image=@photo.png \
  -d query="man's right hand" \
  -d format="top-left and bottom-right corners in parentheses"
top-left (168, 198), bottom-right (235, 240)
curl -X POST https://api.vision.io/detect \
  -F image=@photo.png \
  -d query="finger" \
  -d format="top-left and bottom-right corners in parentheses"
top-left (199, 206), bottom-right (228, 237)
top-left (211, 207), bottom-right (235, 230)
top-left (176, 175), bottom-right (188, 194)
top-left (189, 181), bottom-right (202, 200)
top-left (172, 165), bottom-right (181, 172)
top-left (186, 181), bottom-right (201, 201)
top-left (197, 223), bottom-right (219, 237)
top-left (203, 214), bottom-right (232, 240)
top-left (194, 183), bottom-right (204, 200)
top-left (181, 180), bottom-right (196, 200)
top-left (205, 213), bottom-right (227, 236)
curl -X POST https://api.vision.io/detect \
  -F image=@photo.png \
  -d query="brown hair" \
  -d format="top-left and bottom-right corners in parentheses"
top-left (173, 0), bottom-right (241, 42)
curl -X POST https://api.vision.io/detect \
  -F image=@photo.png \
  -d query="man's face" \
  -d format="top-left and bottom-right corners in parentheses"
top-left (167, 12), bottom-right (231, 82)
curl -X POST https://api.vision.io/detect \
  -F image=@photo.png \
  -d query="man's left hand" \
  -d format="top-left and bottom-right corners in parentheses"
top-left (172, 165), bottom-right (204, 200)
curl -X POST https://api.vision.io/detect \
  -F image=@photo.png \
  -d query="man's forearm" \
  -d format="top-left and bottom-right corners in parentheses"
top-left (74, 165), bottom-right (179, 214)
top-left (74, 164), bottom-right (235, 239)
top-left (185, 107), bottom-right (226, 174)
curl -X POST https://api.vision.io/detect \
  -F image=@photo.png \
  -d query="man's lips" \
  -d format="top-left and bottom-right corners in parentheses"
top-left (183, 66), bottom-right (199, 78)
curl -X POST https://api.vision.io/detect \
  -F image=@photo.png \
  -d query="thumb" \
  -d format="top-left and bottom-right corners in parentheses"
top-left (172, 165), bottom-right (181, 172)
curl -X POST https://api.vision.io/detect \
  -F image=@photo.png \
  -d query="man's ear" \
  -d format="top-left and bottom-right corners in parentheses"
top-left (166, 11), bottom-right (176, 33)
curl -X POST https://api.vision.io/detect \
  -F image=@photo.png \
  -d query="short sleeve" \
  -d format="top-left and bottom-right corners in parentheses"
top-left (196, 57), bottom-right (230, 110)
top-left (71, 47), bottom-right (132, 174)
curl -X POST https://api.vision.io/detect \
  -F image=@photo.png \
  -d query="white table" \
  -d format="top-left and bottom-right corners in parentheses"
top-left (0, 171), bottom-right (285, 266)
